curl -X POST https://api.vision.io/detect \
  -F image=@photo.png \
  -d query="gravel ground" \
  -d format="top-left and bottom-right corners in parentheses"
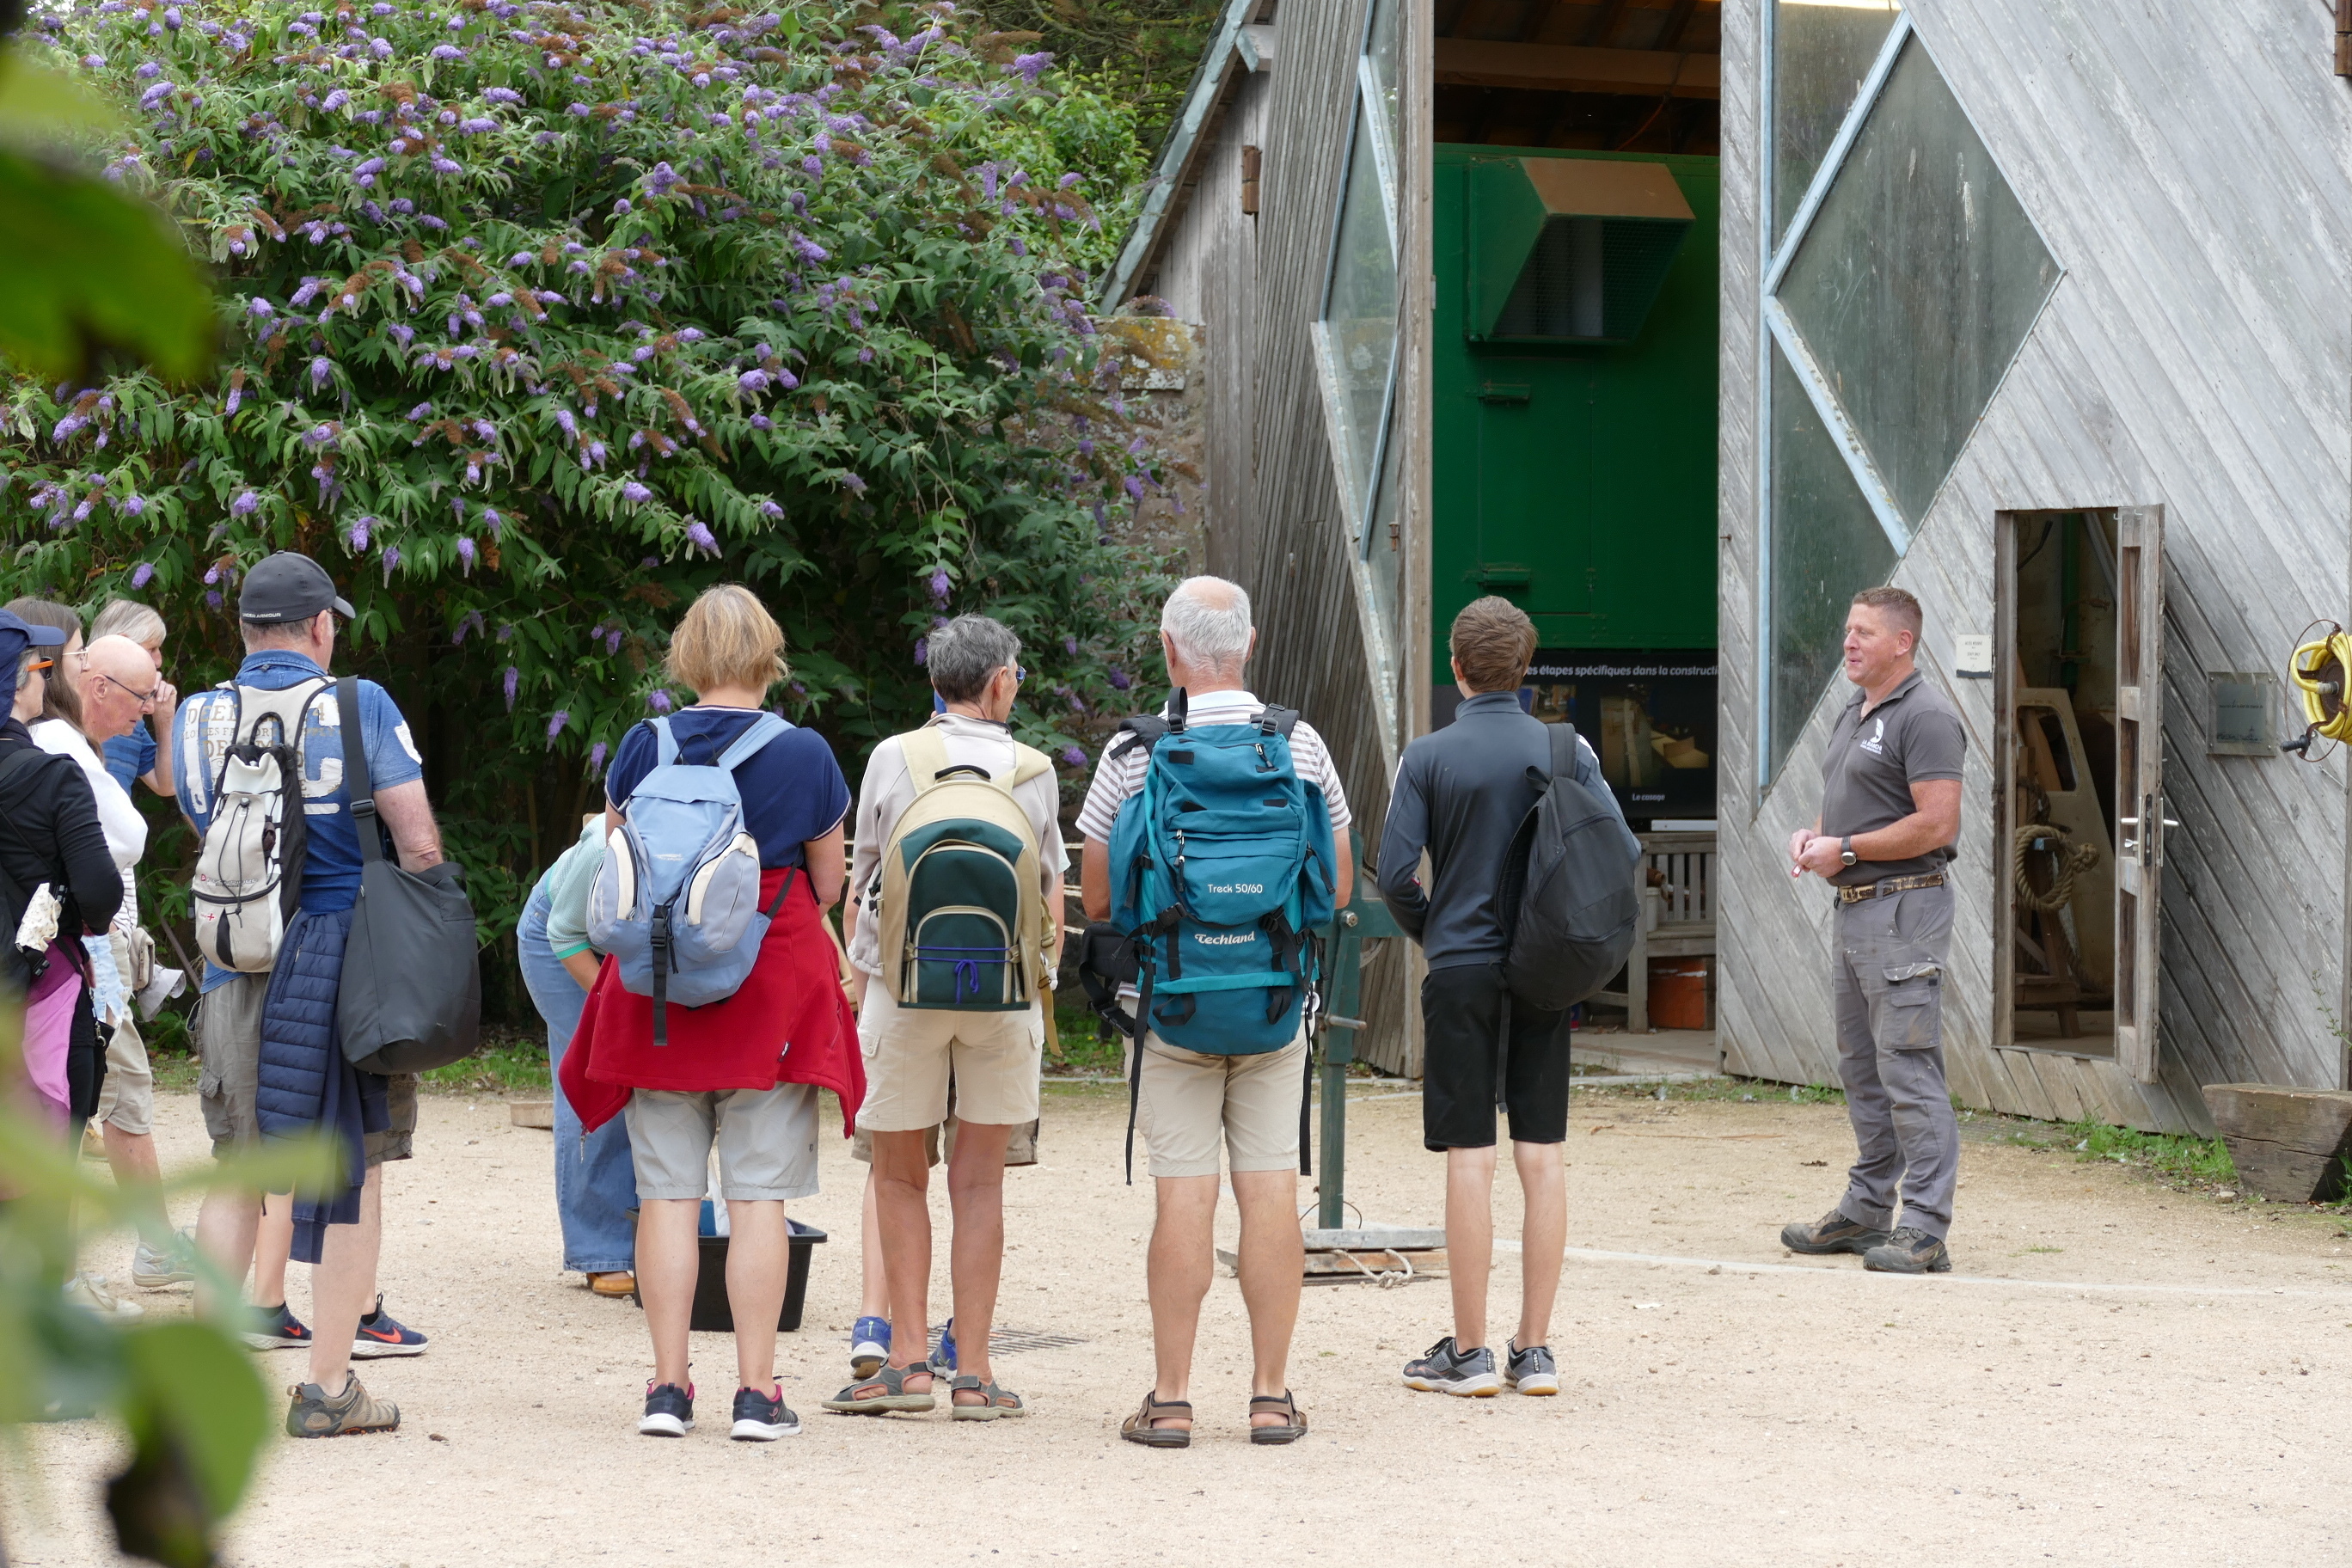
top-left (9, 1081), bottom-right (2349, 1566)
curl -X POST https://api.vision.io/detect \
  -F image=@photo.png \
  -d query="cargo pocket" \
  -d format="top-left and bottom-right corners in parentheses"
top-left (1879, 965), bottom-right (1943, 1050)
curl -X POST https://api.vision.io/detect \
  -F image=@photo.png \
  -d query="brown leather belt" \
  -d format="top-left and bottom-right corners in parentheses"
top-left (1835, 872), bottom-right (1947, 906)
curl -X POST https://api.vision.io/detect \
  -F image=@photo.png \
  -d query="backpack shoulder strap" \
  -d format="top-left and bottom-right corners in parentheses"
top-left (652, 715), bottom-right (680, 767)
top-left (335, 677), bottom-right (383, 868)
top-left (898, 726), bottom-right (958, 793)
top-left (1547, 720), bottom-right (1579, 782)
top-left (1008, 741), bottom-right (1054, 787)
top-left (1256, 705), bottom-right (1302, 739)
top-left (1105, 714), bottom-right (1172, 766)
top-left (714, 711), bottom-right (787, 771)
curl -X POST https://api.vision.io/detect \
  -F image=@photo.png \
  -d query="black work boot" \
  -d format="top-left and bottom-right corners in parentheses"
top-left (1863, 1226), bottom-right (1951, 1274)
top-left (1779, 1207), bottom-right (1891, 1256)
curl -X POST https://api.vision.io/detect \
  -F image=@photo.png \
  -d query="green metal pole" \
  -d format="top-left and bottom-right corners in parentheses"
top-left (1318, 908), bottom-right (1362, 1230)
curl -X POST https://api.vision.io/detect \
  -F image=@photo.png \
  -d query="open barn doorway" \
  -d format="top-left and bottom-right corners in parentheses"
top-left (1994, 510), bottom-right (2127, 1057)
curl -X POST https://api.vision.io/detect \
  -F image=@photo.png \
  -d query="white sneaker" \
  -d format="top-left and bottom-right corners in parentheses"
top-left (65, 1272), bottom-right (144, 1321)
top-left (132, 1227), bottom-right (198, 1289)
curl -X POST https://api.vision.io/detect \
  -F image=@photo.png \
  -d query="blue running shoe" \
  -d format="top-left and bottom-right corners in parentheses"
top-left (929, 1318), bottom-right (959, 1375)
top-left (351, 1295), bottom-right (428, 1359)
top-left (850, 1315), bottom-right (891, 1380)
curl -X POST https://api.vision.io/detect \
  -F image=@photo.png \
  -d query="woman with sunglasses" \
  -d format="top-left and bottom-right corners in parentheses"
top-left (6, 599), bottom-right (177, 1317)
top-left (0, 609), bottom-right (123, 1229)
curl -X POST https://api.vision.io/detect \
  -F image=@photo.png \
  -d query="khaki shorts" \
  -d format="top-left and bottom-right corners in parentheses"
top-left (198, 972), bottom-right (417, 1166)
top-left (625, 1083), bottom-right (819, 1202)
top-left (855, 975), bottom-right (1043, 1133)
top-left (95, 929), bottom-right (154, 1136)
top-left (1134, 1031), bottom-right (1309, 1179)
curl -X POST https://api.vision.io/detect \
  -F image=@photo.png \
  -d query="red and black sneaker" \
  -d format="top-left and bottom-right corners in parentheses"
top-left (241, 1302), bottom-right (313, 1351)
top-left (351, 1295), bottom-right (429, 1359)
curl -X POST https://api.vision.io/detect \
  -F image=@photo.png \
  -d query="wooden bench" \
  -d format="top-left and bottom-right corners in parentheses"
top-left (1591, 831), bottom-right (1717, 1032)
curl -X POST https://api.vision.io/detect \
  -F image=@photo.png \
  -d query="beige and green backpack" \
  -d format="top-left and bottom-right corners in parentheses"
top-left (873, 727), bottom-right (1055, 1011)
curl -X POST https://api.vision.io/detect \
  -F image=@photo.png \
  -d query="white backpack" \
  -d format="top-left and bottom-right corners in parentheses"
top-left (191, 678), bottom-right (331, 971)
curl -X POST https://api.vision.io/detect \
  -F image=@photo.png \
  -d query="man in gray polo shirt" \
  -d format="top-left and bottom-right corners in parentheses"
top-left (1781, 586), bottom-right (1965, 1274)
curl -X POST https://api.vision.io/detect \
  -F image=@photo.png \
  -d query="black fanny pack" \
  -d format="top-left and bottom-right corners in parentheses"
top-left (1075, 922), bottom-right (1138, 1038)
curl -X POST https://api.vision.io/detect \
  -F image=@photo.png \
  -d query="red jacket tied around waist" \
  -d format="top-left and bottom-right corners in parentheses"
top-left (559, 868), bottom-right (863, 1134)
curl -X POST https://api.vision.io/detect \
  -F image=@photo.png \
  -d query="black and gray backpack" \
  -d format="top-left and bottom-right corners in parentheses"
top-left (1496, 722), bottom-right (1641, 1014)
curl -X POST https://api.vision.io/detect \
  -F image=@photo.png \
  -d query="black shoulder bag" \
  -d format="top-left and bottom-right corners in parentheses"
top-left (335, 677), bottom-right (482, 1075)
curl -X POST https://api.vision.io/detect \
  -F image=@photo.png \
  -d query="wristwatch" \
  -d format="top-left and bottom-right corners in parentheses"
top-left (1839, 836), bottom-right (1857, 867)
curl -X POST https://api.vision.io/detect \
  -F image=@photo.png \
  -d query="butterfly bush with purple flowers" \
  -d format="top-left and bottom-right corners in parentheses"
top-left (1, 0), bottom-right (1176, 943)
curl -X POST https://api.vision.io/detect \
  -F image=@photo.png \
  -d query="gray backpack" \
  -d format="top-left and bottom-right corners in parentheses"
top-left (1497, 723), bottom-right (1641, 1013)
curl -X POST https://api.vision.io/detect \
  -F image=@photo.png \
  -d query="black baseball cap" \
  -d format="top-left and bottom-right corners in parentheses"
top-left (0, 608), bottom-right (68, 677)
top-left (239, 552), bottom-right (354, 623)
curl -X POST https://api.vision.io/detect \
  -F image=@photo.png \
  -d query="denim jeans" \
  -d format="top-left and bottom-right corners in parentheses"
top-left (518, 887), bottom-right (636, 1274)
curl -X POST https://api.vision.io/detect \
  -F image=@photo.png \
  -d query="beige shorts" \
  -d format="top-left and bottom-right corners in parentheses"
top-left (198, 972), bottom-right (416, 1166)
top-left (1134, 1031), bottom-right (1310, 1179)
top-left (625, 1083), bottom-right (819, 1202)
top-left (855, 974), bottom-right (1043, 1133)
top-left (95, 930), bottom-right (153, 1136)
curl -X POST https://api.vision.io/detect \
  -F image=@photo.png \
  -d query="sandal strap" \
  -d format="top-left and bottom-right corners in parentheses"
top-left (1248, 1390), bottom-right (1296, 1412)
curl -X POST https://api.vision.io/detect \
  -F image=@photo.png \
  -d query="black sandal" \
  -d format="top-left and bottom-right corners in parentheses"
top-left (1119, 1389), bottom-right (1192, 1448)
top-left (1248, 1390), bottom-right (1308, 1445)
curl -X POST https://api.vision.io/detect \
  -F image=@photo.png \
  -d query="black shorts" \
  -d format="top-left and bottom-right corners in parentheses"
top-left (1420, 963), bottom-right (1571, 1150)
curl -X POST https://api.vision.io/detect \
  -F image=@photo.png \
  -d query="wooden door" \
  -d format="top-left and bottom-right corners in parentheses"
top-left (2113, 505), bottom-right (2166, 1082)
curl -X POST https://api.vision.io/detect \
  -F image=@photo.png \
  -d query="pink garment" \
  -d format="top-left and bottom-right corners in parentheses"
top-left (22, 944), bottom-right (83, 1130)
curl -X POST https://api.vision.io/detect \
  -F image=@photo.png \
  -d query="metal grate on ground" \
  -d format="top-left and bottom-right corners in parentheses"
top-left (931, 1326), bottom-right (1089, 1358)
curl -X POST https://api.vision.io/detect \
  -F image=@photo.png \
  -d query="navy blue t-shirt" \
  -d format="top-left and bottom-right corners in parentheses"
top-left (605, 708), bottom-right (848, 868)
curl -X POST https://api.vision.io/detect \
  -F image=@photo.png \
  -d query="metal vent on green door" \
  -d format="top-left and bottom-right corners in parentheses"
top-left (1469, 159), bottom-right (1694, 345)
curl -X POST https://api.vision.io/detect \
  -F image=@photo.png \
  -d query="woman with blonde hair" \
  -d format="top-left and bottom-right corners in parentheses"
top-left (560, 584), bottom-right (863, 1442)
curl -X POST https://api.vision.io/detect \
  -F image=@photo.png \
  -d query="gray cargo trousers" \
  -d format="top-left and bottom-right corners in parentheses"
top-left (1830, 881), bottom-right (1959, 1240)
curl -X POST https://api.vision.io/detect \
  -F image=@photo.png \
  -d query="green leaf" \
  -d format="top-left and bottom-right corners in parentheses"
top-left (116, 1322), bottom-right (272, 1519)
top-left (0, 149), bottom-right (212, 382)
top-left (0, 54), bottom-right (124, 150)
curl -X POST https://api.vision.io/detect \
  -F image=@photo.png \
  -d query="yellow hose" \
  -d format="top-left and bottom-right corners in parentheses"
top-left (2289, 627), bottom-right (2352, 750)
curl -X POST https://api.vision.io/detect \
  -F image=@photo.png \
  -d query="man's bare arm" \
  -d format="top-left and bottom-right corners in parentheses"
top-left (1081, 836), bottom-right (1109, 922)
top-left (372, 779), bottom-right (444, 873)
top-left (1795, 781), bottom-right (1960, 877)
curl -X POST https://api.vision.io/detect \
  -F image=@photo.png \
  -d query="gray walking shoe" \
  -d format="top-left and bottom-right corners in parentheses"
top-left (1779, 1208), bottom-right (1891, 1256)
top-left (1504, 1339), bottom-right (1559, 1396)
top-left (1863, 1226), bottom-right (1951, 1274)
top-left (1402, 1336), bottom-right (1500, 1396)
top-left (285, 1374), bottom-right (400, 1437)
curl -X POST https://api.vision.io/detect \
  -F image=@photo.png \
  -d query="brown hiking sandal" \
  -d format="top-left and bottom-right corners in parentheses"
top-left (285, 1375), bottom-right (399, 1438)
top-left (1779, 1208), bottom-right (1891, 1256)
top-left (1863, 1227), bottom-right (1952, 1274)
top-left (1118, 1390), bottom-right (1192, 1449)
top-left (1247, 1390), bottom-right (1308, 1446)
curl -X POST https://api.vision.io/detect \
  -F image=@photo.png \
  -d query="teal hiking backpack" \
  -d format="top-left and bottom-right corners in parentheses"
top-left (1104, 691), bottom-right (1338, 1177)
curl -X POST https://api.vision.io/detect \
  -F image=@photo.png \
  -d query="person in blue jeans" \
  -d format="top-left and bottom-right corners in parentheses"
top-left (518, 816), bottom-right (637, 1295)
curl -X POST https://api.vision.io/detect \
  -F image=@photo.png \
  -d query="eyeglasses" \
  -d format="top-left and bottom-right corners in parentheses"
top-left (1015, 665), bottom-right (1027, 683)
top-left (93, 670), bottom-right (159, 708)
top-left (22, 658), bottom-right (52, 673)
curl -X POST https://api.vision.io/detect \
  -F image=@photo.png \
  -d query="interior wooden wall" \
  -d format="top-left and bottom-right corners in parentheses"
top-left (1718, 0), bottom-right (2352, 1134)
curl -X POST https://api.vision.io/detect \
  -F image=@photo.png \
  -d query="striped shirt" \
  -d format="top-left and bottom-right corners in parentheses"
top-left (1075, 688), bottom-right (1352, 842)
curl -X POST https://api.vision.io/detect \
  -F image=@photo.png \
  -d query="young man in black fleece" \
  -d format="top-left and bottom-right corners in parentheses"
top-left (1377, 597), bottom-right (1636, 1399)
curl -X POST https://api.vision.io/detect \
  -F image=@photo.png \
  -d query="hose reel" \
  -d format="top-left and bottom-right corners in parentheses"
top-left (2286, 623), bottom-right (2352, 758)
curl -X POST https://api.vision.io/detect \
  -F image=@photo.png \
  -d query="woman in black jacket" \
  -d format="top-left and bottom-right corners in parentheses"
top-left (1, 608), bottom-right (122, 1124)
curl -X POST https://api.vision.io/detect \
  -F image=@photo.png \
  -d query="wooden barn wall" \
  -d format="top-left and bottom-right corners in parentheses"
top-left (1239, 0), bottom-right (1418, 1075)
top-left (1719, 0), bottom-right (2352, 1133)
top-left (1145, 69), bottom-right (1266, 583)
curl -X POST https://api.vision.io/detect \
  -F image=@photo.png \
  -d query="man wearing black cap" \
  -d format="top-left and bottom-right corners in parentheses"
top-left (176, 553), bottom-right (446, 1436)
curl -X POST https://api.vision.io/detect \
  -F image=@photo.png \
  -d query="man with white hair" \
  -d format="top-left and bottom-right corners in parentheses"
top-left (1079, 575), bottom-right (1353, 1448)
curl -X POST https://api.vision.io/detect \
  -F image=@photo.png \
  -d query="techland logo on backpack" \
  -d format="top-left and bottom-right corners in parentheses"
top-left (1194, 931), bottom-right (1256, 946)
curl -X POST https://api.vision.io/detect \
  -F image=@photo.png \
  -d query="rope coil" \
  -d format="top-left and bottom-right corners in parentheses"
top-left (2012, 824), bottom-right (2099, 913)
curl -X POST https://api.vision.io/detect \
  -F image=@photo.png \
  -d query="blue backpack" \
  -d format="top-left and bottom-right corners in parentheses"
top-left (1106, 693), bottom-right (1338, 1173)
top-left (586, 714), bottom-right (794, 1044)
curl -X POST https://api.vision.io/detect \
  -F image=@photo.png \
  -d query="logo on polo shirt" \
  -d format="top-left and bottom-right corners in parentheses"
top-left (1859, 717), bottom-right (1886, 756)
